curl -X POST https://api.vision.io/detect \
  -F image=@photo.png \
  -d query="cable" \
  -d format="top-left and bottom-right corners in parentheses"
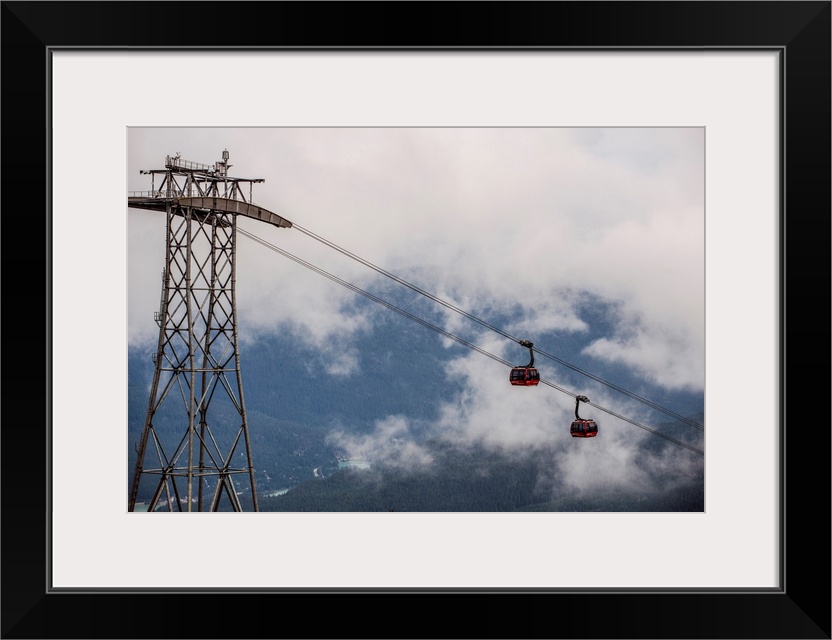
top-left (293, 224), bottom-right (704, 431)
top-left (239, 228), bottom-right (704, 457)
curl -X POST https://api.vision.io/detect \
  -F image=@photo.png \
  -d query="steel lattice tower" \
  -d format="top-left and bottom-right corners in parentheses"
top-left (127, 151), bottom-right (292, 512)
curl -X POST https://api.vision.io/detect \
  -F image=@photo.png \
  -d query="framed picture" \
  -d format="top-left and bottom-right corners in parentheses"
top-left (123, 124), bottom-right (708, 518)
top-left (5, 2), bottom-right (828, 638)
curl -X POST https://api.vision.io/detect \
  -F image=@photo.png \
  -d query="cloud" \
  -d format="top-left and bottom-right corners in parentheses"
top-left (554, 432), bottom-right (647, 495)
top-left (583, 327), bottom-right (705, 391)
top-left (326, 415), bottom-right (434, 471)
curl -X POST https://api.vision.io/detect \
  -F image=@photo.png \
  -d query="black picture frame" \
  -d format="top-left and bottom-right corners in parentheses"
top-left (2, 2), bottom-right (829, 638)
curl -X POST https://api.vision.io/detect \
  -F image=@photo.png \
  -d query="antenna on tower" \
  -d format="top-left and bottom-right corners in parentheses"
top-left (215, 148), bottom-right (231, 176)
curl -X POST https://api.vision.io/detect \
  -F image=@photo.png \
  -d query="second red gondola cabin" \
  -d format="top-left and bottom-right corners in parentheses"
top-left (570, 419), bottom-right (598, 437)
top-left (570, 395), bottom-right (598, 438)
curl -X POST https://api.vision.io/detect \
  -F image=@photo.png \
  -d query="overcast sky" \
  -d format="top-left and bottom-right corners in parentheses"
top-left (127, 126), bottom-right (705, 490)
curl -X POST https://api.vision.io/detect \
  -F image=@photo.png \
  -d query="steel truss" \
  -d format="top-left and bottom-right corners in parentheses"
top-left (127, 152), bottom-right (291, 512)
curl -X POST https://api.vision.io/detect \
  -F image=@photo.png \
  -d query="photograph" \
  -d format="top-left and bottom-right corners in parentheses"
top-left (127, 127), bottom-right (706, 514)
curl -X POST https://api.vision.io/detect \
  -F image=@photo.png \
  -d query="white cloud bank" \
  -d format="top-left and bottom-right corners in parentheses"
top-left (129, 126), bottom-right (704, 390)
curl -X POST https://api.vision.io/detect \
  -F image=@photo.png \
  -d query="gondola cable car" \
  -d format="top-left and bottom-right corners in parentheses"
top-left (570, 394), bottom-right (598, 437)
top-left (509, 339), bottom-right (540, 386)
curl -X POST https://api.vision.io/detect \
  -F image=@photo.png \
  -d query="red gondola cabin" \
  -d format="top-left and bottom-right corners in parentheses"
top-left (509, 367), bottom-right (540, 386)
top-left (570, 419), bottom-right (598, 437)
top-left (510, 339), bottom-right (539, 386)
